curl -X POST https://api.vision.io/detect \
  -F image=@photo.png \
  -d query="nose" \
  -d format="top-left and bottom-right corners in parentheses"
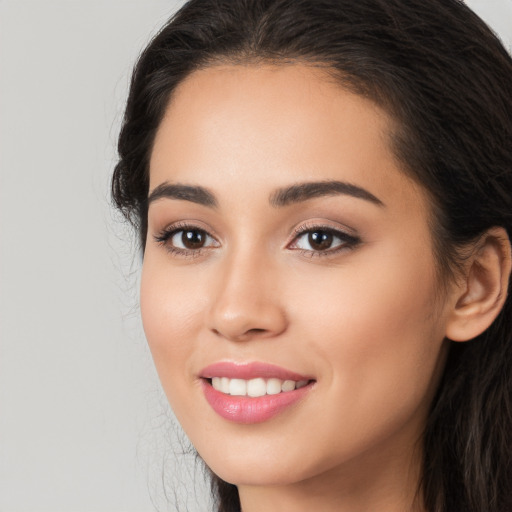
top-left (206, 250), bottom-right (288, 342)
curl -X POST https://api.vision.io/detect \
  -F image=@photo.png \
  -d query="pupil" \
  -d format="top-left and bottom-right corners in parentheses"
top-left (309, 231), bottom-right (333, 250)
top-left (182, 230), bottom-right (204, 249)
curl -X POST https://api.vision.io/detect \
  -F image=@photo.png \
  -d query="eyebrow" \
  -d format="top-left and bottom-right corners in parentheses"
top-left (147, 182), bottom-right (218, 208)
top-left (269, 180), bottom-right (384, 207)
top-left (147, 179), bottom-right (384, 209)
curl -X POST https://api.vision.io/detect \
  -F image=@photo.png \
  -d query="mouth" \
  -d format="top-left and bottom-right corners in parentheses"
top-left (206, 376), bottom-right (311, 397)
top-left (199, 362), bottom-right (316, 423)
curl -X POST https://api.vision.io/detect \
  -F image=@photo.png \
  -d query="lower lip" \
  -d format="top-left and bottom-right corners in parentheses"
top-left (201, 380), bottom-right (313, 424)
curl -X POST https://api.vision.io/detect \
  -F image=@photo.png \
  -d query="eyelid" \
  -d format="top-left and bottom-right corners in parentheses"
top-left (153, 221), bottom-right (221, 257)
top-left (154, 220), bottom-right (220, 241)
top-left (287, 221), bottom-right (361, 255)
top-left (289, 220), bottom-right (358, 241)
top-left (152, 219), bottom-right (360, 258)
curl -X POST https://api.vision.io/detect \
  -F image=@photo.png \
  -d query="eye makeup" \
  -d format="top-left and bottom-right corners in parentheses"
top-left (153, 219), bottom-right (361, 260)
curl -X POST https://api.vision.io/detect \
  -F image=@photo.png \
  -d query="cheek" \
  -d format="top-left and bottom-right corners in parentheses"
top-left (139, 256), bottom-right (204, 395)
top-left (289, 242), bottom-right (447, 434)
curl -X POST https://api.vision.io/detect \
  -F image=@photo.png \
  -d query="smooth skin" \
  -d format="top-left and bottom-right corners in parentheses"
top-left (141, 64), bottom-right (511, 512)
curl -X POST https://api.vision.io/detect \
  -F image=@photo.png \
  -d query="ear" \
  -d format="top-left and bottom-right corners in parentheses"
top-left (445, 227), bottom-right (511, 342)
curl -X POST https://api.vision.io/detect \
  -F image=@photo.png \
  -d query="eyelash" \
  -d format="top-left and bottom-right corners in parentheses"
top-left (154, 222), bottom-right (217, 258)
top-left (154, 222), bottom-right (360, 259)
top-left (290, 224), bottom-right (361, 258)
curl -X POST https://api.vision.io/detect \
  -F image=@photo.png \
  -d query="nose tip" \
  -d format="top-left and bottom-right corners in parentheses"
top-left (207, 264), bottom-right (288, 342)
top-left (211, 302), bottom-right (286, 341)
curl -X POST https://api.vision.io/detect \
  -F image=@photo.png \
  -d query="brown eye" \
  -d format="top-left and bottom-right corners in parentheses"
top-left (154, 226), bottom-right (219, 254)
top-left (290, 227), bottom-right (360, 255)
top-left (181, 229), bottom-right (206, 249)
top-left (308, 231), bottom-right (334, 251)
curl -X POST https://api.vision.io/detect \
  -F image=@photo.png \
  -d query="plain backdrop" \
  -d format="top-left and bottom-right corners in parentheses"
top-left (0, 1), bottom-right (510, 511)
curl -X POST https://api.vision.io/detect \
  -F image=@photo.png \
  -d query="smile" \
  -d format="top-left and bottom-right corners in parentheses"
top-left (210, 377), bottom-right (310, 397)
top-left (200, 362), bottom-right (315, 423)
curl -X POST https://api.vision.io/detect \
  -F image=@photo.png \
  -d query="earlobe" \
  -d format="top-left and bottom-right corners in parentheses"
top-left (445, 227), bottom-right (511, 342)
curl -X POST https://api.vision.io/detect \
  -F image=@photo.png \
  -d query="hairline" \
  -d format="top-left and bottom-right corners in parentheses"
top-left (148, 56), bottom-right (458, 285)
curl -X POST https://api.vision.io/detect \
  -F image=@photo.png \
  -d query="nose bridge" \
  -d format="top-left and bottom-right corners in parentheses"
top-left (207, 242), bottom-right (287, 341)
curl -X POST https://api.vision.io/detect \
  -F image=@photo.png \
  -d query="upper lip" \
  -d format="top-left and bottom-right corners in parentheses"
top-left (199, 361), bottom-right (313, 381)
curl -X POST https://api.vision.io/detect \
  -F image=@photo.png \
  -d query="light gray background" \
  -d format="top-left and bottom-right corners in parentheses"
top-left (0, 1), bottom-right (510, 511)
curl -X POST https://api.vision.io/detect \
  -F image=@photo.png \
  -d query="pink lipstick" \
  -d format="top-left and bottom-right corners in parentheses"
top-left (200, 362), bottom-right (314, 424)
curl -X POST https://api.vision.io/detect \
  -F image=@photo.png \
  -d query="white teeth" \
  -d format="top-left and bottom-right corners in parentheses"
top-left (212, 377), bottom-right (222, 391)
top-left (210, 377), bottom-right (310, 397)
top-left (281, 380), bottom-right (296, 392)
top-left (220, 377), bottom-right (230, 394)
top-left (229, 378), bottom-right (247, 396)
top-left (266, 378), bottom-right (282, 395)
top-left (247, 378), bottom-right (266, 397)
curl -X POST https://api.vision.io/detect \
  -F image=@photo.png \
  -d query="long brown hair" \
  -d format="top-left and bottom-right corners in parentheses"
top-left (112, 1), bottom-right (512, 510)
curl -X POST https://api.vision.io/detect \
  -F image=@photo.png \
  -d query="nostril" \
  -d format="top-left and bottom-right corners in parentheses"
top-left (247, 328), bottom-right (266, 335)
top-left (211, 326), bottom-right (269, 341)
top-left (208, 305), bottom-right (288, 341)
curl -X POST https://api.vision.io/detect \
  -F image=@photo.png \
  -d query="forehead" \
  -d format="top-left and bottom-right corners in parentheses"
top-left (149, 63), bottom-right (424, 210)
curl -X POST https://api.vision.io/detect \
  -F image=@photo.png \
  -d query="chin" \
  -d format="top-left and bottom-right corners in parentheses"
top-left (197, 440), bottom-right (328, 488)
top-left (209, 462), bottom-right (309, 488)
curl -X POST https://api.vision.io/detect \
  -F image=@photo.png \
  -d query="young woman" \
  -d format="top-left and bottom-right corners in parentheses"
top-left (112, 1), bottom-right (512, 510)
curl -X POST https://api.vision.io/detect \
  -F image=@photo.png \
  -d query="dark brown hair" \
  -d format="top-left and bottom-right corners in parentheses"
top-left (112, 1), bottom-right (512, 510)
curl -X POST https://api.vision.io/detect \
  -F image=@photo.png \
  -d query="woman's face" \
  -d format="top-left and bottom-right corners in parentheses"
top-left (142, 64), bottom-right (453, 491)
